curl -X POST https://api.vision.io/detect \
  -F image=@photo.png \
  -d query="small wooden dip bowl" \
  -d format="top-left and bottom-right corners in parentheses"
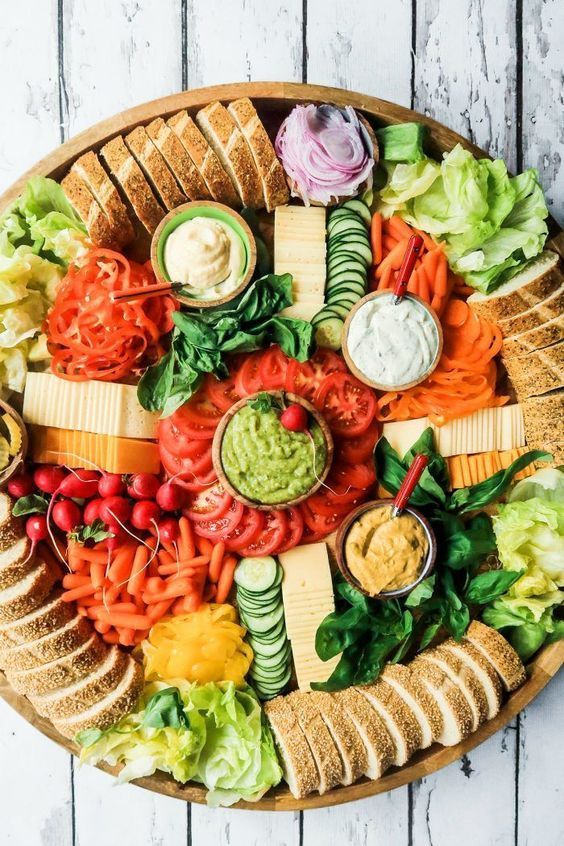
top-left (151, 201), bottom-right (257, 309)
top-left (212, 391), bottom-right (334, 511)
top-left (341, 291), bottom-right (443, 392)
top-left (0, 399), bottom-right (28, 486)
top-left (335, 499), bottom-right (437, 600)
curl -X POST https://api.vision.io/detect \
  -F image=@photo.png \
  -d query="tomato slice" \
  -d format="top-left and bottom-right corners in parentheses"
top-left (234, 351), bottom-right (264, 397)
top-left (258, 346), bottom-right (289, 390)
top-left (203, 372), bottom-right (240, 413)
top-left (174, 466), bottom-right (218, 493)
top-left (223, 507), bottom-right (265, 550)
top-left (306, 485), bottom-right (362, 517)
top-left (173, 390), bottom-right (223, 438)
top-left (284, 348), bottom-right (347, 403)
top-left (276, 506), bottom-right (304, 553)
top-left (332, 459), bottom-right (377, 490)
top-left (158, 416), bottom-right (213, 459)
top-left (336, 421), bottom-right (379, 464)
top-left (300, 500), bottom-right (345, 536)
top-left (314, 371), bottom-right (377, 437)
top-left (238, 509), bottom-right (288, 557)
top-left (186, 484), bottom-right (232, 522)
top-left (192, 497), bottom-right (245, 539)
top-left (159, 439), bottom-right (214, 480)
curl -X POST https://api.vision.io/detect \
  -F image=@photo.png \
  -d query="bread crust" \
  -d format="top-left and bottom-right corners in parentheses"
top-left (504, 340), bottom-right (564, 399)
top-left (146, 117), bottom-right (210, 201)
top-left (468, 252), bottom-right (562, 322)
top-left (101, 136), bottom-right (165, 234)
top-left (125, 126), bottom-right (186, 211)
top-left (61, 170), bottom-right (117, 248)
top-left (71, 151), bottom-right (135, 247)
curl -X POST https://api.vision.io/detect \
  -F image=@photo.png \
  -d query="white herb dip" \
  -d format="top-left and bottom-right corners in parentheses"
top-left (347, 293), bottom-right (439, 388)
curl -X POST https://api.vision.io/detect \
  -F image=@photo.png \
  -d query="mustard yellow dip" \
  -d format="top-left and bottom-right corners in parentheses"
top-left (345, 505), bottom-right (428, 596)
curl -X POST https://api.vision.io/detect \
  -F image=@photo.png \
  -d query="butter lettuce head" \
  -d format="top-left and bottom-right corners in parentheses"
top-left (76, 681), bottom-right (282, 808)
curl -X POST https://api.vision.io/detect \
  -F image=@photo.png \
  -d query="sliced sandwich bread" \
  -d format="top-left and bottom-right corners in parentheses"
top-left (504, 340), bottom-right (564, 399)
top-left (463, 620), bottom-right (526, 691)
top-left (167, 111), bottom-right (239, 207)
top-left (308, 691), bottom-right (368, 786)
top-left (409, 659), bottom-right (474, 746)
top-left (380, 663), bottom-right (443, 748)
top-left (0, 535), bottom-right (33, 591)
top-left (61, 170), bottom-right (117, 249)
top-left (125, 126), bottom-right (186, 211)
top-left (331, 687), bottom-right (395, 779)
top-left (0, 493), bottom-right (22, 551)
top-left (498, 283), bottom-right (564, 336)
top-left (467, 251), bottom-right (562, 322)
top-left (6, 633), bottom-right (108, 695)
top-left (70, 151), bottom-right (135, 247)
top-left (0, 588), bottom-right (74, 650)
top-left (146, 117), bottom-right (210, 201)
top-left (502, 313), bottom-right (564, 358)
top-left (227, 97), bottom-right (289, 211)
top-left (196, 101), bottom-right (264, 208)
top-left (357, 681), bottom-right (423, 766)
top-left (0, 614), bottom-right (91, 671)
top-left (263, 695), bottom-right (320, 798)
top-left (286, 691), bottom-right (344, 794)
top-left (522, 390), bottom-right (564, 463)
top-left (101, 136), bottom-right (165, 235)
top-left (53, 654), bottom-right (143, 738)
top-left (439, 639), bottom-right (502, 720)
top-left (0, 559), bottom-right (57, 623)
top-left (416, 645), bottom-right (489, 731)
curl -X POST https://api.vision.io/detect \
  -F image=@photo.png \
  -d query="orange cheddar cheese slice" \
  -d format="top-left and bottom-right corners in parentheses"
top-left (30, 426), bottom-right (160, 475)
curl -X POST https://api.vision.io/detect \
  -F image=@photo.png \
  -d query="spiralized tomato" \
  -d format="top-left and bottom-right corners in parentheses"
top-left (46, 249), bottom-right (176, 381)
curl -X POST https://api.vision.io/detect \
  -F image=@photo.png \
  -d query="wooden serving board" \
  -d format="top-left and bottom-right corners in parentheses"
top-left (0, 81), bottom-right (562, 811)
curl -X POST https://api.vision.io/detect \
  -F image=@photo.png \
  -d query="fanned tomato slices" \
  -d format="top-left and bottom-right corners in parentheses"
top-left (314, 371), bottom-right (377, 437)
top-left (276, 507), bottom-right (304, 553)
top-left (203, 372), bottom-right (240, 413)
top-left (174, 390), bottom-right (223, 437)
top-left (186, 484), bottom-right (232, 522)
top-left (192, 498), bottom-right (245, 540)
top-left (234, 351), bottom-right (264, 397)
top-left (238, 509), bottom-right (288, 557)
top-left (336, 421), bottom-right (379, 464)
top-left (223, 508), bottom-right (265, 551)
top-left (258, 346), bottom-right (290, 390)
top-left (284, 348), bottom-right (347, 403)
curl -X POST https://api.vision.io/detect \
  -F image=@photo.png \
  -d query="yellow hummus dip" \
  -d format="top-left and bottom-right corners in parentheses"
top-left (345, 505), bottom-right (428, 596)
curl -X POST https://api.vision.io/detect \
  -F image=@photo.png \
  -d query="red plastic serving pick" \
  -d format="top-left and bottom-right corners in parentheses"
top-left (392, 234), bottom-right (424, 304)
top-left (392, 453), bottom-right (428, 517)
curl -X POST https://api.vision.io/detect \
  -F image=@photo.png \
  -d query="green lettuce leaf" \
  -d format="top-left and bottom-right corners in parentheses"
top-left (375, 123), bottom-right (427, 163)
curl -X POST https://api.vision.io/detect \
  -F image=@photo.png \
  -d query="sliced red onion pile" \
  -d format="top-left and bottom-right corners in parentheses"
top-left (275, 104), bottom-right (375, 205)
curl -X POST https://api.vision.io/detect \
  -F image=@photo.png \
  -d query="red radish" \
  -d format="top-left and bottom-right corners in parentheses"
top-left (127, 473), bottom-right (160, 500)
top-left (57, 469), bottom-right (100, 499)
top-left (98, 473), bottom-right (125, 498)
top-left (131, 500), bottom-right (161, 530)
top-left (26, 514), bottom-right (48, 542)
top-left (83, 498), bottom-right (104, 525)
top-left (52, 500), bottom-right (82, 533)
top-left (99, 496), bottom-right (132, 529)
top-left (106, 532), bottom-right (124, 551)
top-left (280, 403), bottom-right (308, 432)
top-left (33, 465), bottom-right (67, 494)
top-left (156, 482), bottom-right (185, 512)
top-left (156, 517), bottom-right (179, 544)
top-left (8, 473), bottom-right (35, 498)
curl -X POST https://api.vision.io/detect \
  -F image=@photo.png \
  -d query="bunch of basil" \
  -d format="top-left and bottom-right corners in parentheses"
top-left (137, 273), bottom-right (314, 417)
top-left (313, 428), bottom-right (550, 691)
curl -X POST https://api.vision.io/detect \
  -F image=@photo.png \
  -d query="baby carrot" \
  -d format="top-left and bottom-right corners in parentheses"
top-left (418, 267), bottom-right (431, 303)
top-left (178, 516), bottom-right (196, 559)
top-left (387, 215), bottom-right (414, 241)
top-left (158, 557), bottom-right (209, 576)
top-left (147, 599), bottom-right (175, 623)
top-left (102, 630), bottom-right (120, 644)
top-left (62, 583), bottom-right (97, 602)
top-left (370, 212), bottom-right (383, 264)
top-left (382, 234), bottom-right (398, 254)
top-left (197, 537), bottom-right (213, 557)
top-left (378, 263), bottom-right (393, 291)
top-left (209, 542), bottom-right (225, 583)
top-left (203, 583), bottom-right (218, 602)
top-left (118, 628), bottom-right (135, 647)
top-left (143, 578), bottom-right (192, 603)
top-left (434, 254), bottom-right (448, 296)
top-left (62, 574), bottom-right (90, 589)
top-left (93, 610), bottom-right (151, 630)
top-left (127, 546), bottom-right (149, 596)
top-left (413, 227), bottom-right (437, 251)
top-left (108, 546), bottom-right (135, 583)
top-left (182, 592), bottom-right (202, 613)
top-left (407, 269), bottom-right (418, 294)
top-left (90, 560), bottom-right (106, 590)
top-left (376, 239), bottom-right (409, 277)
top-left (216, 556), bottom-right (237, 604)
top-left (94, 620), bottom-right (111, 635)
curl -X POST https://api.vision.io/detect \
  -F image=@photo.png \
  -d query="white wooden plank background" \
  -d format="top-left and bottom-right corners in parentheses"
top-left (0, 1), bottom-right (562, 843)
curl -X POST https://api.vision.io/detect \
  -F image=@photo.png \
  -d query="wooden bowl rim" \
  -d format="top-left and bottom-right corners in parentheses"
top-left (211, 390), bottom-right (334, 510)
top-left (0, 399), bottom-right (28, 486)
top-left (334, 498), bottom-right (437, 599)
top-left (0, 80), bottom-right (561, 811)
top-left (150, 200), bottom-right (257, 309)
top-left (342, 291), bottom-right (444, 391)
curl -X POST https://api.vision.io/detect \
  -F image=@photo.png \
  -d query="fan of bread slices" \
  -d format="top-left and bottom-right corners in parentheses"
top-left (61, 97), bottom-right (290, 254)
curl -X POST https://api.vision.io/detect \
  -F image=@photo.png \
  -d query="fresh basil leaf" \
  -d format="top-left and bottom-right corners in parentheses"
top-left (405, 574), bottom-right (436, 608)
top-left (315, 606), bottom-right (371, 661)
top-left (441, 569), bottom-right (463, 610)
top-left (255, 237), bottom-right (272, 276)
top-left (335, 580), bottom-right (372, 612)
top-left (311, 643), bottom-right (365, 691)
top-left (464, 569), bottom-right (522, 605)
top-left (403, 427), bottom-right (449, 504)
top-left (418, 617), bottom-right (444, 651)
top-left (142, 688), bottom-right (187, 729)
top-left (433, 511), bottom-right (496, 570)
top-left (247, 392), bottom-right (281, 413)
top-left (137, 348), bottom-right (175, 412)
top-left (444, 602), bottom-right (470, 640)
top-left (449, 450), bottom-right (551, 513)
top-left (12, 494), bottom-right (49, 517)
top-left (374, 436), bottom-right (445, 507)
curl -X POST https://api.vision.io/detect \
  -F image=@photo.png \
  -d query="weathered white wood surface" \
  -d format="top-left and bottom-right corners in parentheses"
top-left (0, 1), bottom-right (563, 844)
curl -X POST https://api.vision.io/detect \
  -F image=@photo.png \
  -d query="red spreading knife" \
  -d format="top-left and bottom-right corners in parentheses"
top-left (391, 453), bottom-right (428, 517)
top-left (392, 234), bottom-right (424, 304)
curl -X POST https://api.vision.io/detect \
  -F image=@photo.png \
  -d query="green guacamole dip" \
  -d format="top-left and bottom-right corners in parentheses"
top-left (221, 405), bottom-right (327, 505)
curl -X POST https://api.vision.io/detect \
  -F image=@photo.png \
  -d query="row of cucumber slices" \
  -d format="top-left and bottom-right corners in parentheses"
top-left (234, 556), bottom-right (292, 700)
top-left (313, 198), bottom-right (372, 350)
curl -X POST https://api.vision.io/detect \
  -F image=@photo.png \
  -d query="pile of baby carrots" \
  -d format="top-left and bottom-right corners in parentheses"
top-left (370, 213), bottom-right (473, 316)
top-left (61, 517), bottom-right (237, 647)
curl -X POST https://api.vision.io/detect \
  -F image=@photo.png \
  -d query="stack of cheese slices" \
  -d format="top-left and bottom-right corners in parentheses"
top-left (264, 621), bottom-right (526, 798)
top-left (0, 493), bottom-right (143, 739)
top-left (61, 97), bottom-right (289, 251)
top-left (274, 206), bottom-right (327, 322)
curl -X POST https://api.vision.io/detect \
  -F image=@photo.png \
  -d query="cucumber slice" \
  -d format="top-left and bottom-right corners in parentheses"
top-left (327, 268), bottom-right (367, 288)
top-left (250, 662), bottom-right (291, 683)
top-left (234, 557), bottom-right (279, 592)
top-left (326, 282), bottom-right (366, 300)
top-left (340, 199), bottom-right (371, 224)
top-left (327, 208), bottom-right (356, 226)
top-left (331, 242), bottom-right (372, 265)
top-left (238, 597), bottom-right (282, 617)
top-left (315, 316), bottom-right (344, 350)
top-left (328, 219), bottom-right (367, 239)
top-left (237, 584), bottom-right (282, 604)
top-left (248, 633), bottom-right (289, 657)
top-left (249, 619), bottom-right (286, 643)
top-left (252, 646), bottom-right (291, 672)
top-left (253, 666), bottom-right (292, 693)
top-left (239, 604), bottom-right (285, 633)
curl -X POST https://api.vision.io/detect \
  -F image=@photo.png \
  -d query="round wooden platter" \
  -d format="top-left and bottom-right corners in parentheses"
top-left (0, 81), bottom-right (562, 811)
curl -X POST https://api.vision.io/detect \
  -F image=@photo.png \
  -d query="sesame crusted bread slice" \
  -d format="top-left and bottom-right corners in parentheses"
top-left (61, 170), bottom-right (117, 248)
top-left (467, 252), bottom-right (562, 322)
top-left (416, 646), bottom-right (489, 731)
top-left (167, 111), bottom-right (239, 207)
top-left (227, 97), bottom-right (289, 212)
top-left (0, 494), bottom-right (22, 552)
top-left (504, 340), bottom-right (564, 400)
top-left (409, 659), bottom-right (474, 746)
top-left (0, 535), bottom-right (34, 592)
top-left (101, 136), bottom-right (165, 235)
top-left (71, 151), bottom-right (135, 247)
top-left (380, 664), bottom-right (443, 748)
top-left (125, 126), bottom-right (186, 211)
top-left (502, 313), bottom-right (564, 358)
top-left (196, 101), bottom-right (264, 209)
top-left (54, 655), bottom-right (143, 739)
top-left (286, 692), bottom-right (344, 794)
top-left (264, 696), bottom-right (320, 798)
top-left (0, 560), bottom-right (57, 623)
top-left (332, 687), bottom-right (395, 779)
top-left (357, 680), bottom-right (423, 766)
top-left (498, 283), bottom-right (564, 336)
top-left (522, 390), bottom-right (564, 464)
top-left (7, 634), bottom-right (108, 696)
top-left (0, 589), bottom-right (74, 651)
top-left (146, 117), bottom-right (210, 201)
top-left (464, 620), bottom-right (526, 692)
top-left (308, 691), bottom-right (368, 785)
top-left (0, 615), bottom-right (91, 671)
top-left (440, 640), bottom-right (503, 720)
top-left (30, 646), bottom-right (127, 720)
